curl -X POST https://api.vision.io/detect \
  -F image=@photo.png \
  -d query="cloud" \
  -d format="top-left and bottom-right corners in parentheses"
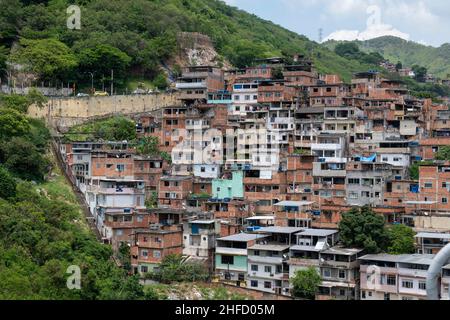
top-left (323, 23), bottom-right (410, 42)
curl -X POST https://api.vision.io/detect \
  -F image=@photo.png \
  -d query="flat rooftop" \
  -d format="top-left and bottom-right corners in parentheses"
top-left (296, 229), bottom-right (338, 237)
top-left (415, 232), bottom-right (450, 240)
top-left (257, 226), bottom-right (305, 234)
top-left (218, 233), bottom-right (267, 242)
top-left (245, 216), bottom-right (275, 221)
top-left (274, 201), bottom-right (315, 207)
top-left (248, 244), bottom-right (290, 252)
top-left (323, 247), bottom-right (363, 256)
top-left (359, 254), bottom-right (435, 265)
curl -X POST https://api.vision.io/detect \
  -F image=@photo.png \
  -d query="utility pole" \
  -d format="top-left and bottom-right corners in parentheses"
top-left (111, 69), bottom-right (114, 96)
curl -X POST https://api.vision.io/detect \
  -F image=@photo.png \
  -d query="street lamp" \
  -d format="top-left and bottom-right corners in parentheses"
top-left (85, 72), bottom-right (95, 93)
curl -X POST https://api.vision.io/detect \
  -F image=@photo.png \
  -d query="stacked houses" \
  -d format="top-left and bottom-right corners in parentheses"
top-left (59, 56), bottom-right (450, 299)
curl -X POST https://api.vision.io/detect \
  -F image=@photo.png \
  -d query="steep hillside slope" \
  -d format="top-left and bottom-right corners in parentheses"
top-left (324, 36), bottom-right (450, 78)
top-left (0, 0), bottom-right (380, 84)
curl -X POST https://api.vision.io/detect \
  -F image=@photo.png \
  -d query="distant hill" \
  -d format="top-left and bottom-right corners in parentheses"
top-left (323, 36), bottom-right (450, 79)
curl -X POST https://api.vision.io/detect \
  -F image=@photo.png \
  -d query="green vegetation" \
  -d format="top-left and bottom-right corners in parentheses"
top-left (136, 136), bottom-right (171, 163)
top-left (339, 206), bottom-right (416, 254)
top-left (339, 206), bottom-right (389, 254)
top-left (324, 36), bottom-right (450, 79)
top-left (65, 116), bottom-right (137, 142)
top-left (11, 38), bottom-right (78, 80)
top-left (0, 0), bottom-right (388, 87)
top-left (334, 42), bottom-right (384, 66)
top-left (0, 92), bottom-right (150, 300)
top-left (150, 254), bottom-right (210, 283)
top-left (386, 224), bottom-right (416, 255)
top-left (144, 282), bottom-right (251, 300)
top-left (291, 267), bottom-right (321, 300)
top-left (409, 161), bottom-right (434, 180)
top-left (436, 146), bottom-right (450, 161)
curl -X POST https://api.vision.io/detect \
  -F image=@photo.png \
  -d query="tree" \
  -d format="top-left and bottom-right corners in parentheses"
top-left (0, 166), bottom-right (16, 199)
top-left (412, 65), bottom-right (427, 83)
top-left (0, 137), bottom-right (49, 181)
top-left (152, 73), bottom-right (168, 90)
top-left (0, 89), bottom-right (47, 113)
top-left (436, 146), bottom-right (450, 161)
top-left (11, 38), bottom-right (78, 80)
top-left (0, 108), bottom-right (30, 140)
top-left (95, 116), bottom-right (137, 141)
top-left (396, 61), bottom-right (403, 71)
top-left (76, 44), bottom-right (132, 85)
top-left (224, 39), bottom-right (270, 68)
top-left (136, 136), bottom-right (160, 156)
top-left (152, 254), bottom-right (209, 283)
top-left (387, 224), bottom-right (416, 255)
top-left (339, 206), bottom-right (389, 253)
top-left (334, 42), bottom-right (360, 58)
top-left (291, 267), bottom-right (321, 300)
top-left (0, 46), bottom-right (7, 78)
top-left (117, 242), bottom-right (131, 272)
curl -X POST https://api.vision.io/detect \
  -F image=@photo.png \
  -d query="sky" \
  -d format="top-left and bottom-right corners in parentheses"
top-left (222, 0), bottom-right (450, 47)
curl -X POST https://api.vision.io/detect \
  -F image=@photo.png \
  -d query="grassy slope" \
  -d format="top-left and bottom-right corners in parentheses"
top-left (323, 36), bottom-right (450, 78)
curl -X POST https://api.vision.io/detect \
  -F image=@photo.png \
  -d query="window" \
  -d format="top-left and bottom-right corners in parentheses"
top-left (424, 183), bottom-right (433, 189)
top-left (323, 268), bottom-right (331, 278)
top-left (348, 192), bottom-right (358, 199)
top-left (251, 265), bottom-right (258, 272)
top-left (340, 289), bottom-right (346, 296)
top-left (419, 282), bottom-right (426, 290)
top-left (116, 164), bottom-right (125, 172)
top-left (201, 167), bottom-right (206, 173)
top-left (264, 281), bottom-right (272, 289)
top-left (402, 280), bottom-right (414, 289)
top-left (264, 266), bottom-right (272, 273)
top-left (250, 280), bottom-right (258, 288)
top-left (141, 250), bottom-right (148, 257)
top-left (153, 251), bottom-right (161, 258)
top-left (140, 266), bottom-right (148, 273)
top-left (221, 255), bottom-right (234, 265)
top-left (339, 270), bottom-right (346, 279)
top-left (387, 275), bottom-right (396, 286)
top-left (443, 198), bottom-right (448, 204)
top-left (361, 291), bottom-right (366, 299)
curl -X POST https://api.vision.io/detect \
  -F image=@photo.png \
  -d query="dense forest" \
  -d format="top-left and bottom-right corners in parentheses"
top-left (0, 0), bottom-right (383, 90)
top-left (0, 92), bottom-right (155, 299)
top-left (324, 36), bottom-right (450, 78)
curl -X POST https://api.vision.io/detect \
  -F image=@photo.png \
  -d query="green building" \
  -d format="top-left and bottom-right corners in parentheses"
top-left (211, 171), bottom-right (244, 200)
top-left (215, 233), bottom-right (267, 286)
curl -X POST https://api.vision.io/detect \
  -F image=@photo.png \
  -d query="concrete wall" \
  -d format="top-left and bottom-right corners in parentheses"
top-left (28, 93), bottom-right (181, 129)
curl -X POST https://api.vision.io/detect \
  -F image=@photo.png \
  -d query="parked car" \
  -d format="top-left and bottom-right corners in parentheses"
top-left (93, 91), bottom-right (109, 96)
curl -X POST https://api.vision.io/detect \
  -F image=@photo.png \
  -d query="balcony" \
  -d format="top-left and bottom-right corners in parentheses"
top-left (311, 143), bottom-right (342, 151)
top-left (313, 163), bottom-right (347, 177)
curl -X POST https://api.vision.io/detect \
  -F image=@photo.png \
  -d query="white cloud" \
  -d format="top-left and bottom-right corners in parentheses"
top-left (323, 23), bottom-right (410, 42)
